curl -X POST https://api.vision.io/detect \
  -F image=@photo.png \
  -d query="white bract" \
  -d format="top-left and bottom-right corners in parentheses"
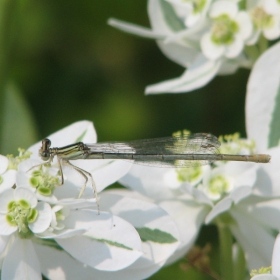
top-left (201, 1), bottom-right (253, 59)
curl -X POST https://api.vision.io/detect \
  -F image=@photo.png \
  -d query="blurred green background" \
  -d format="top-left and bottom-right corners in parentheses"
top-left (0, 0), bottom-right (250, 278)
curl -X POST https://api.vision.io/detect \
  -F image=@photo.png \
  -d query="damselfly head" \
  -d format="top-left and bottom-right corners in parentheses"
top-left (39, 138), bottom-right (51, 161)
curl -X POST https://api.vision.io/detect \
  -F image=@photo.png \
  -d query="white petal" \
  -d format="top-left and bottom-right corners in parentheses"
top-left (181, 178), bottom-right (213, 206)
top-left (37, 243), bottom-right (160, 280)
top-left (14, 188), bottom-right (37, 208)
top-left (225, 162), bottom-right (257, 187)
top-left (263, 20), bottom-right (280, 40)
top-left (159, 199), bottom-right (209, 264)
top-left (240, 197), bottom-right (280, 231)
top-left (40, 229), bottom-right (86, 239)
top-left (0, 235), bottom-right (10, 254)
top-left (205, 197), bottom-right (233, 223)
top-left (224, 36), bottom-right (244, 58)
top-left (17, 158), bottom-right (42, 173)
top-left (254, 147), bottom-right (280, 197)
top-left (145, 53), bottom-right (222, 93)
top-left (74, 158), bottom-right (133, 194)
top-left (57, 211), bottom-right (142, 271)
top-left (35, 243), bottom-right (96, 280)
top-left (264, 0), bottom-right (280, 15)
top-left (246, 41), bottom-right (280, 150)
top-left (2, 238), bottom-right (41, 280)
top-left (218, 59), bottom-right (239, 74)
top-left (230, 208), bottom-right (274, 269)
top-left (120, 165), bottom-right (178, 200)
top-left (272, 234), bottom-right (280, 277)
top-left (29, 202), bottom-right (52, 233)
top-left (0, 189), bottom-right (15, 213)
top-left (0, 214), bottom-right (18, 235)
top-left (246, 30), bottom-right (261, 45)
top-left (236, 11), bottom-right (253, 40)
top-left (0, 155), bottom-right (8, 174)
top-left (0, 170), bottom-right (16, 192)
top-left (28, 121), bottom-right (97, 159)
top-left (201, 33), bottom-right (225, 60)
top-left (209, 1), bottom-right (238, 18)
top-left (229, 186), bottom-right (252, 203)
top-left (186, 13), bottom-right (201, 27)
top-left (108, 18), bottom-right (165, 39)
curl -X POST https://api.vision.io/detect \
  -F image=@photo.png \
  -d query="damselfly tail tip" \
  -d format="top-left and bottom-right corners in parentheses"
top-left (259, 154), bottom-right (271, 163)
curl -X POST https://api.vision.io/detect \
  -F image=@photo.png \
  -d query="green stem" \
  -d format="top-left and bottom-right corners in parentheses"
top-left (258, 35), bottom-right (268, 55)
top-left (218, 224), bottom-right (234, 280)
top-left (233, 243), bottom-right (246, 280)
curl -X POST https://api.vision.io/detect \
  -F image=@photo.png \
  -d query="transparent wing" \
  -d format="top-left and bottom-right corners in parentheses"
top-left (86, 133), bottom-right (221, 168)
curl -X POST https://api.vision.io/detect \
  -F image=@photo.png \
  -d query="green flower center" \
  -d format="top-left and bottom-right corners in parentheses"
top-left (211, 14), bottom-right (239, 45)
top-left (29, 166), bottom-right (60, 196)
top-left (7, 148), bottom-right (32, 170)
top-left (56, 209), bottom-right (66, 221)
top-left (0, 176), bottom-right (3, 185)
top-left (6, 199), bottom-right (38, 238)
top-left (218, 133), bottom-right (256, 155)
top-left (251, 7), bottom-right (274, 29)
top-left (177, 166), bottom-right (203, 183)
top-left (208, 175), bottom-right (231, 198)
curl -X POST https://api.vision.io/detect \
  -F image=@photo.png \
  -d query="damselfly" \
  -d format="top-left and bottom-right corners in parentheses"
top-left (36, 133), bottom-right (271, 212)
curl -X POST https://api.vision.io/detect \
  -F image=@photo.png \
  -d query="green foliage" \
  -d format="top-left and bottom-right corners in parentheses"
top-left (0, 83), bottom-right (37, 154)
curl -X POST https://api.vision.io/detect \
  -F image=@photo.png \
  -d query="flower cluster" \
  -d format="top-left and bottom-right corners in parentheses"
top-left (0, 121), bottom-right (180, 280)
top-left (109, 0), bottom-right (280, 93)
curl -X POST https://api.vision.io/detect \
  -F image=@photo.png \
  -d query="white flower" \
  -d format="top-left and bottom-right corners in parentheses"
top-left (247, 0), bottom-right (280, 44)
top-left (199, 162), bottom-right (256, 201)
top-left (0, 188), bottom-right (52, 279)
top-left (0, 155), bottom-right (16, 193)
top-left (0, 188), bottom-right (51, 236)
top-left (201, 1), bottom-right (253, 60)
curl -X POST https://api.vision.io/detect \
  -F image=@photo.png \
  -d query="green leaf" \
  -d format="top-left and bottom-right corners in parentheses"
top-left (269, 84), bottom-right (280, 148)
top-left (159, 0), bottom-right (185, 32)
top-left (0, 82), bottom-right (38, 154)
top-left (136, 227), bottom-right (178, 244)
